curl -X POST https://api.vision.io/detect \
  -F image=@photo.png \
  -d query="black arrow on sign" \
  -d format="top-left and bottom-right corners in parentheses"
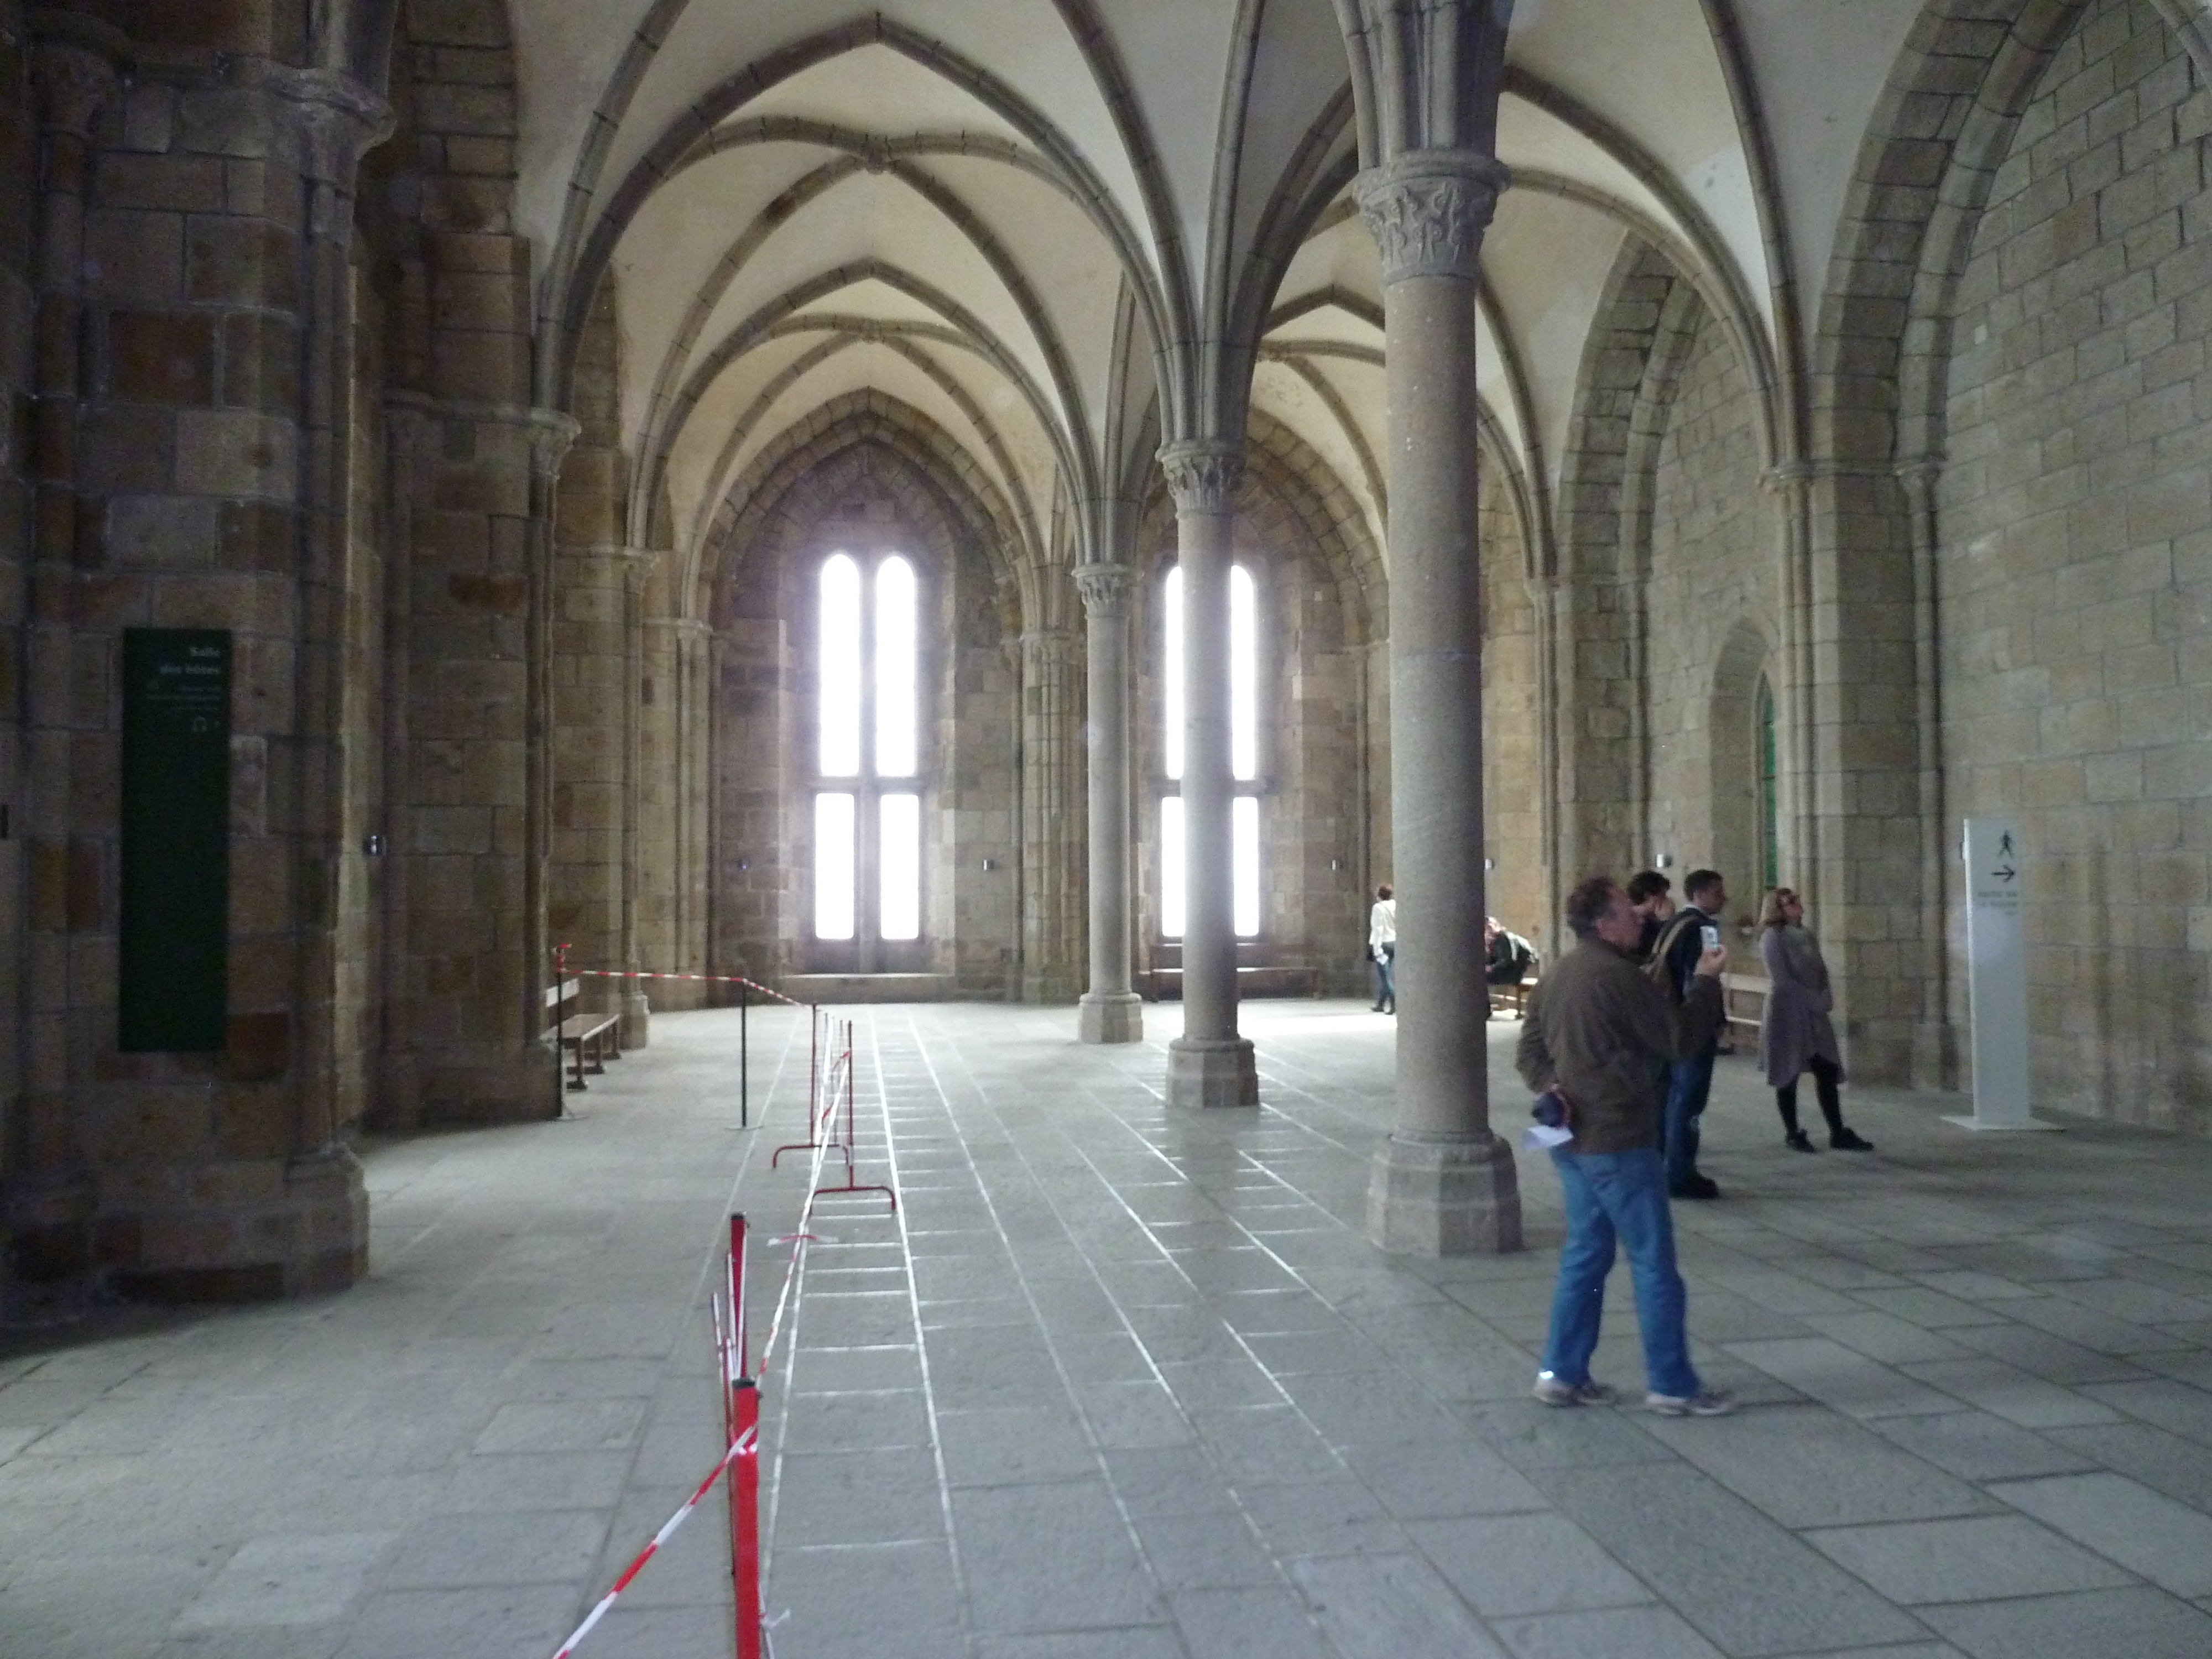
top-left (1992, 865), bottom-right (2017, 882)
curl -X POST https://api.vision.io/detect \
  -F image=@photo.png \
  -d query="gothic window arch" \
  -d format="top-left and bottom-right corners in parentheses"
top-left (1157, 560), bottom-right (1265, 941)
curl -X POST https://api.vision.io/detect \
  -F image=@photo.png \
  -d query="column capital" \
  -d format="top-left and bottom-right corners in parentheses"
top-left (1073, 562), bottom-right (1136, 619)
top-left (1354, 150), bottom-right (1511, 285)
top-left (1158, 440), bottom-right (1244, 515)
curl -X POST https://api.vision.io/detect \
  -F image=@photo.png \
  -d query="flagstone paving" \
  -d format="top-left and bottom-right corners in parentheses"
top-left (4, 999), bottom-right (2212, 1658)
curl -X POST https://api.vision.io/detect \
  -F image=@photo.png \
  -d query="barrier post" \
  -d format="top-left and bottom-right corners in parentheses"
top-left (726, 1213), bottom-right (763, 1659)
top-left (739, 978), bottom-right (750, 1129)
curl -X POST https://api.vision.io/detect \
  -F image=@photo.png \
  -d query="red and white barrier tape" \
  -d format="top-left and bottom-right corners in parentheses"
top-left (551, 1426), bottom-right (758, 1659)
top-left (564, 967), bottom-right (810, 1008)
top-left (549, 1022), bottom-right (863, 1658)
top-left (755, 1045), bottom-right (851, 1375)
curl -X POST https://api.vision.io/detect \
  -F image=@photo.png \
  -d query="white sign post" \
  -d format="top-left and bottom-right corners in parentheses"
top-left (1945, 816), bottom-right (2057, 1132)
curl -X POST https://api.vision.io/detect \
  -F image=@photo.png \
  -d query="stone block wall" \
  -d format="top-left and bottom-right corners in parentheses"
top-left (0, 9), bottom-right (34, 1268)
top-left (1938, 0), bottom-right (2212, 1131)
top-left (1644, 304), bottom-right (1782, 927)
top-left (1480, 472), bottom-right (1545, 948)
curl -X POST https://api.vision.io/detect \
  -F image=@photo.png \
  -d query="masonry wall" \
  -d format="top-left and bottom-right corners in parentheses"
top-left (1938, 0), bottom-right (2212, 1132)
top-left (1480, 473), bottom-right (1545, 948)
top-left (0, 13), bottom-right (33, 1226)
top-left (1645, 302), bottom-right (1781, 930)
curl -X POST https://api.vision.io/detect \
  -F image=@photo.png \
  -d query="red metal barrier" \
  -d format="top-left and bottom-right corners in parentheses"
top-left (724, 1214), bottom-right (763, 1659)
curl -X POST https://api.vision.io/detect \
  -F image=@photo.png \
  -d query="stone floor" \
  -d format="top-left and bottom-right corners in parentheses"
top-left (4, 1001), bottom-right (2212, 1659)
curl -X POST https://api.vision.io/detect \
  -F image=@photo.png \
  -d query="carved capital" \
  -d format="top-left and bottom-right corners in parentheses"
top-left (1073, 562), bottom-right (1135, 620)
top-left (30, 40), bottom-right (117, 140)
top-left (1355, 152), bottom-right (1510, 285)
top-left (1158, 440), bottom-right (1243, 515)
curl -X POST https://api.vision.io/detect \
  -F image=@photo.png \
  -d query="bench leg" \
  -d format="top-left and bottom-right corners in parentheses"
top-left (568, 1040), bottom-right (587, 1091)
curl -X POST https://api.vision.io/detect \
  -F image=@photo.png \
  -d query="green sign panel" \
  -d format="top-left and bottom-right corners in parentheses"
top-left (119, 629), bottom-right (231, 1052)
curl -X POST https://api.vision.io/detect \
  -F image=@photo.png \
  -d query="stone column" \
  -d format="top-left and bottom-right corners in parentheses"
top-left (1358, 153), bottom-right (1522, 1254)
top-left (1076, 562), bottom-right (1142, 1042)
top-left (1020, 626), bottom-right (1084, 1004)
top-left (618, 550), bottom-right (653, 1044)
top-left (1161, 441), bottom-right (1257, 1107)
top-left (7, 23), bottom-right (119, 1277)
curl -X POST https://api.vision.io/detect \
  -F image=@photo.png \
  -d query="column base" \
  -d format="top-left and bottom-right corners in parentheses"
top-left (1166, 1036), bottom-right (1258, 1108)
top-left (1366, 1132), bottom-right (1524, 1256)
top-left (105, 1145), bottom-right (369, 1302)
top-left (620, 992), bottom-right (651, 1049)
top-left (1, 1172), bottom-right (98, 1281)
top-left (1078, 992), bottom-right (1144, 1044)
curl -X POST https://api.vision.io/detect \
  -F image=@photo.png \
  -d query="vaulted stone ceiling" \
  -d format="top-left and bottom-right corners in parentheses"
top-left (504, 0), bottom-right (1952, 606)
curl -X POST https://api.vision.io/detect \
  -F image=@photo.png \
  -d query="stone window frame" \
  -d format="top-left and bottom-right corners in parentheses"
top-left (799, 518), bottom-right (939, 974)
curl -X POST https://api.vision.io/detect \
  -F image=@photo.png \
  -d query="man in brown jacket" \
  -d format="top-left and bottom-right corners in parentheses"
top-left (1517, 875), bottom-right (1734, 1416)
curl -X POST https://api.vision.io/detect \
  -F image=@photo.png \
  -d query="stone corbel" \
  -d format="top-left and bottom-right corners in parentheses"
top-left (1354, 151), bottom-right (1511, 286)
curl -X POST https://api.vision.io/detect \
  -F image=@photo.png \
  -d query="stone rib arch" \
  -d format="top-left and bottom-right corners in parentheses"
top-left (540, 14), bottom-right (1173, 411)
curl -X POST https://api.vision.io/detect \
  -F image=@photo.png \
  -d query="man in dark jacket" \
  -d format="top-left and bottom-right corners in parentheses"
top-left (1517, 875), bottom-right (1734, 1417)
top-left (1651, 868), bottom-right (1728, 1198)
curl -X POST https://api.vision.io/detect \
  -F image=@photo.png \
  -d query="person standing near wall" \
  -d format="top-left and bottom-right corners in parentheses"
top-left (1626, 870), bottom-right (1674, 965)
top-left (1759, 888), bottom-right (1874, 1153)
top-left (1368, 884), bottom-right (1396, 1013)
top-left (1518, 876), bottom-right (1735, 1417)
top-left (1650, 869), bottom-right (1728, 1199)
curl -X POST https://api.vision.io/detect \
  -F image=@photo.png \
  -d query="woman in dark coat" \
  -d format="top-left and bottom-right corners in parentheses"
top-left (1757, 888), bottom-right (1874, 1152)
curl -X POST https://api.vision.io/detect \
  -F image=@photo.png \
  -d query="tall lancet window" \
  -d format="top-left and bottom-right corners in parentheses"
top-left (813, 551), bottom-right (923, 959)
top-left (1159, 563), bottom-right (1262, 940)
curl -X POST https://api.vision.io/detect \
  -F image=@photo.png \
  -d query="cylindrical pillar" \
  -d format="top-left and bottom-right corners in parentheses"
top-left (1358, 152), bottom-right (1521, 1252)
top-left (1075, 564), bottom-right (1141, 1042)
top-left (1161, 442), bottom-right (1256, 1107)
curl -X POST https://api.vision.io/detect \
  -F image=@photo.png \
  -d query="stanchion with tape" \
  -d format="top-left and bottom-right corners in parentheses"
top-left (724, 1213), bottom-right (764, 1659)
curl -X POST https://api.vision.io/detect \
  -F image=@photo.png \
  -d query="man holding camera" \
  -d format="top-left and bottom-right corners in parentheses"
top-left (1517, 875), bottom-right (1733, 1417)
top-left (1650, 868), bottom-right (1729, 1199)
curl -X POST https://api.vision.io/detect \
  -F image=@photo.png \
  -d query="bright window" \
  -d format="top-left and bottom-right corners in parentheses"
top-left (875, 556), bottom-right (916, 777)
top-left (814, 792), bottom-right (855, 941)
top-left (1160, 563), bottom-right (1262, 940)
top-left (818, 555), bottom-right (862, 776)
top-left (813, 553), bottom-right (922, 946)
top-left (879, 793), bottom-right (920, 941)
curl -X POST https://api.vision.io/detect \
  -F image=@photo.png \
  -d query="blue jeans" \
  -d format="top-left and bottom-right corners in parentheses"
top-left (1663, 1046), bottom-right (1716, 1192)
top-left (1541, 1146), bottom-right (1699, 1398)
top-left (1372, 942), bottom-right (1395, 1010)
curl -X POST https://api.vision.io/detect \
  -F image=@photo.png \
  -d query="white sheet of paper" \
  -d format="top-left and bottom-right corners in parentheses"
top-left (1522, 1123), bottom-right (1573, 1150)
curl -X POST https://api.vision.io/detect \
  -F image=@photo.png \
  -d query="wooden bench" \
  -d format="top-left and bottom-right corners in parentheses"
top-left (1490, 973), bottom-right (1538, 1019)
top-left (1720, 972), bottom-right (1770, 1046)
top-left (545, 977), bottom-right (622, 1092)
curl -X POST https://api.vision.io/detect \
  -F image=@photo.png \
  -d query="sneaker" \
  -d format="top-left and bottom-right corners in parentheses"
top-left (1533, 1374), bottom-right (1618, 1407)
top-left (1646, 1388), bottom-right (1736, 1417)
top-left (1785, 1129), bottom-right (1817, 1153)
top-left (1830, 1128), bottom-right (1874, 1151)
top-left (1671, 1175), bottom-right (1721, 1200)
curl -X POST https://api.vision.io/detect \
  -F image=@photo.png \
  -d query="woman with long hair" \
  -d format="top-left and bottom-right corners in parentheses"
top-left (1757, 888), bottom-right (1873, 1152)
